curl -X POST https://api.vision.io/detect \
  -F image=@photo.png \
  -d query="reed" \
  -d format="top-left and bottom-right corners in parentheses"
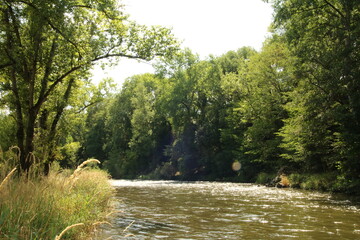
top-left (70, 159), bottom-right (101, 180)
top-left (55, 223), bottom-right (85, 240)
top-left (0, 167), bottom-right (16, 191)
top-left (123, 220), bottom-right (135, 233)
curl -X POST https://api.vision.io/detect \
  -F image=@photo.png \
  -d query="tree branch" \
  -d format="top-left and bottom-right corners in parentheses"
top-left (323, 0), bottom-right (345, 19)
top-left (34, 51), bottom-right (147, 112)
top-left (76, 100), bottom-right (102, 114)
top-left (39, 36), bottom-right (58, 100)
top-left (91, 53), bottom-right (143, 62)
top-left (6, 3), bottom-right (29, 79)
top-left (49, 78), bottom-right (75, 135)
top-left (72, 4), bottom-right (125, 21)
top-left (45, 19), bottom-right (83, 60)
top-left (34, 65), bottom-right (82, 111)
top-left (17, 0), bottom-right (83, 60)
top-left (0, 62), bottom-right (14, 69)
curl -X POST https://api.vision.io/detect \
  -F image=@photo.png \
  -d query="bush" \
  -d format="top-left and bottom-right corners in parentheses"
top-left (288, 172), bottom-right (337, 192)
top-left (142, 162), bottom-right (177, 180)
top-left (255, 172), bottom-right (276, 184)
top-left (288, 173), bottom-right (307, 188)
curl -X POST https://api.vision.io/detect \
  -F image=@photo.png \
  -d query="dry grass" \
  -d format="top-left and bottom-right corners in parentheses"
top-left (123, 220), bottom-right (135, 233)
top-left (0, 167), bottom-right (16, 191)
top-left (55, 223), bottom-right (85, 240)
top-left (280, 174), bottom-right (290, 187)
top-left (70, 159), bottom-right (101, 180)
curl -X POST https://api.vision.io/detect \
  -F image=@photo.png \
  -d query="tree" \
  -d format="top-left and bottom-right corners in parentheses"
top-left (0, 0), bottom-right (179, 172)
top-left (104, 73), bottom-right (172, 178)
top-left (80, 78), bottom-right (116, 166)
top-left (237, 38), bottom-right (294, 172)
top-left (270, 0), bottom-right (360, 183)
top-left (104, 80), bottom-right (134, 178)
top-left (153, 50), bottom-right (201, 177)
top-left (154, 48), bottom-right (255, 179)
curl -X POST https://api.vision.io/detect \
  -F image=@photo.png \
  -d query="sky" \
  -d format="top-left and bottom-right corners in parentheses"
top-left (91, 0), bottom-right (274, 86)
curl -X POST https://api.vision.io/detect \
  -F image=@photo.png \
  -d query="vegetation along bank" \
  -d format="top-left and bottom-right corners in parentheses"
top-left (0, 157), bottom-right (113, 239)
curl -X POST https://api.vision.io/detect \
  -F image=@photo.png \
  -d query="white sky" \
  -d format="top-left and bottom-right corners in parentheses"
top-left (91, 0), bottom-right (274, 86)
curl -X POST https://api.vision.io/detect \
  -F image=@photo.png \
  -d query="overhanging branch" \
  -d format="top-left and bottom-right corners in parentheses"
top-left (34, 52), bottom-right (146, 111)
top-left (91, 53), bottom-right (143, 62)
top-left (0, 62), bottom-right (14, 69)
top-left (323, 0), bottom-right (345, 19)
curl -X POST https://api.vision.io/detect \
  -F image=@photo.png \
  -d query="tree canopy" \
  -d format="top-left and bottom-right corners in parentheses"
top-left (0, 0), bottom-right (179, 172)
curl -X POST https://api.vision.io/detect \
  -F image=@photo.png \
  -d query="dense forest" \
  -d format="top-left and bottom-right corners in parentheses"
top-left (1, 0), bottom-right (360, 194)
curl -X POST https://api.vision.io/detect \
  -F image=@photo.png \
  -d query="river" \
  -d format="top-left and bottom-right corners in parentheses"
top-left (96, 180), bottom-right (360, 239)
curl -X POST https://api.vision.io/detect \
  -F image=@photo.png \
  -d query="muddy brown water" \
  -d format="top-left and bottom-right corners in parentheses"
top-left (97, 180), bottom-right (360, 239)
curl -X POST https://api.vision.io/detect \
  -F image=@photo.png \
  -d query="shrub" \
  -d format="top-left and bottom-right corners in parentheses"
top-left (288, 172), bottom-right (337, 192)
top-left (288, 173), bottom-right (307, 188)
top-left (255, 172), bottom-right (276, 184)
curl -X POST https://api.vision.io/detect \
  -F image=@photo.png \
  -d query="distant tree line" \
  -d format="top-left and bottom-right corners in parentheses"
top-left (85, 43), bottom-right (291, 181)
top-left (82, 0), bottom-right (360, 194)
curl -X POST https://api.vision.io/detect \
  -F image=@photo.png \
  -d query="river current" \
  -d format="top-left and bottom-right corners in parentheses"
top-left (97, 180), bottom-right (360, 239)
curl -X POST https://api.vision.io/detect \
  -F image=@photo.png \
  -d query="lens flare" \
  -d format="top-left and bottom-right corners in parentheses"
top-left (232, 161), bottom-right (241, 171)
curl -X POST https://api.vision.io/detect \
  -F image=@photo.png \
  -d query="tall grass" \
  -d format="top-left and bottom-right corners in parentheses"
top-left (0, 159), bottom-right (114, 240)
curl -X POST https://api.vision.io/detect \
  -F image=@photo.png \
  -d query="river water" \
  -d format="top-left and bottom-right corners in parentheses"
top-left (97, 180), bottom-right (360, 239)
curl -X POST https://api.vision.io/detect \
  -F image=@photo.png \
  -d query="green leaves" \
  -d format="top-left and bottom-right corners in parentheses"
top-left (271, 0), bottom-right (360, 181)
top-left (0, 0), bottom-right (179, 172)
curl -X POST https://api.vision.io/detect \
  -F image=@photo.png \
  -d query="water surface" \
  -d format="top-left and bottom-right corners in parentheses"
top-left (98, 180), bottom-right (360, 239)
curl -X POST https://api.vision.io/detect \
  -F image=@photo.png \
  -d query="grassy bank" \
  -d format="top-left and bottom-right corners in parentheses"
top-left (0, 161), bottom-right (114, 240)
top-left (256, 171), bottom-right (360, 195)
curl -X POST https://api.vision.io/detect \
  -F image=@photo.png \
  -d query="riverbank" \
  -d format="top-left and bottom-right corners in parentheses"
top-left (138, 167), bottom-right (360, 196)
top-left (255, 171), bottom-right (360, 196)
top-left (0, 163), bottom-right (113, 239)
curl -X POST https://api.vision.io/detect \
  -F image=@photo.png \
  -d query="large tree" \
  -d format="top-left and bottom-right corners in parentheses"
top-left (238, 38), bottom-right (294, 172)
top-left (0, 0), bottom-right (178, 172)
top-left (269, 0), bottom-right (360, 184)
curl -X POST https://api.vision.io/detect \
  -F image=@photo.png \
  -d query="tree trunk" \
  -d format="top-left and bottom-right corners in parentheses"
top-left (42, 78), bottom-right (75, 175)
top-left (19, 109), bottom-right (37, 172)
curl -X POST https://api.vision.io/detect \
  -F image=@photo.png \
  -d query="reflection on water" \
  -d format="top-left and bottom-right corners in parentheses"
top-left (97, 180), bottom-right (360, 239)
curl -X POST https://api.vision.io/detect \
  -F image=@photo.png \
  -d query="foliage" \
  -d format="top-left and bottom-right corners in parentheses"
top-left (237, 38), bottom-right (295, 172)
top-left (271, 0), bottom-right (360, 185)
top-left (78, 1), bottom-right (360, 194)
top-left (0, 0), bottom-right (179, 173)
top-left (104, 47), bottom-right (267, 181)
top-left (256, 172), bottom-right (276, 185)
top-left (0, 112), bottom-right (15, 150)
top-left (103, 73), bottom-right (172, 178)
